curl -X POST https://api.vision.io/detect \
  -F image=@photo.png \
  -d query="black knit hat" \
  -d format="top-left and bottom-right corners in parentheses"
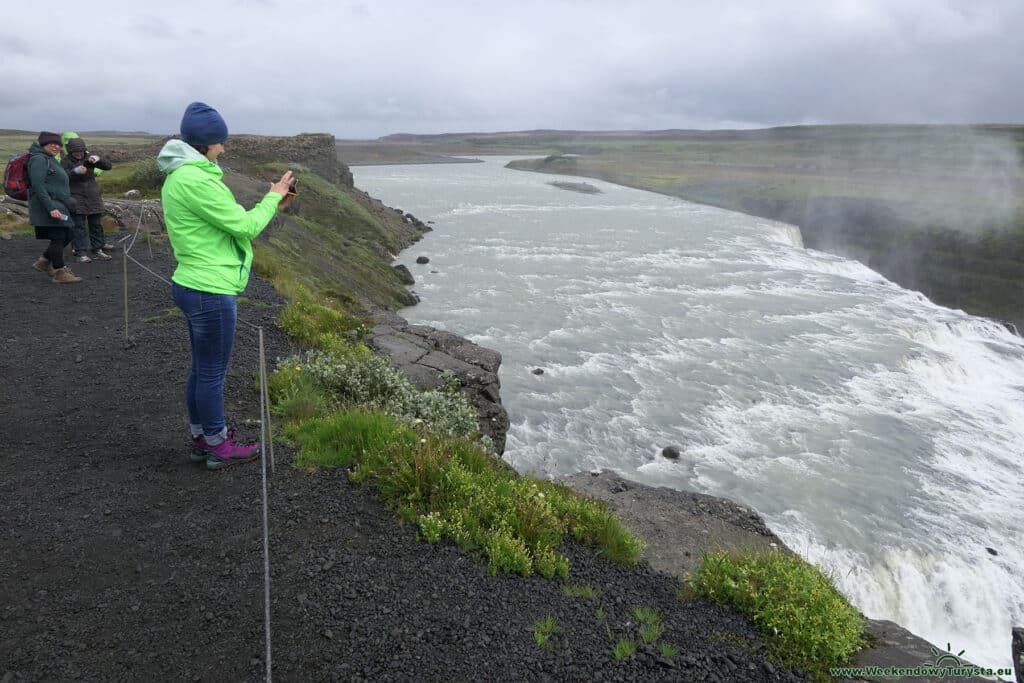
top-left (38, 131), bottom-right (61, 146)
top-left (66, 137), bottom-right (87, 153)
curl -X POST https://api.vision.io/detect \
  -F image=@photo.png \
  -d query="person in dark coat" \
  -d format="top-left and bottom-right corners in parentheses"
top-left (28, 132), bottom-right (81, 284)
top-left (62, 134), bottom-right (114, 262)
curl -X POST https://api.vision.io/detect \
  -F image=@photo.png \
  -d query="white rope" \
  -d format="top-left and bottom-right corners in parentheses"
top-left (122, 249), bottom-right (263, 331)
top-left (259, 329), bottom-right (277, 476)
top-left (125, 253), bottom-right (172, 286)
top-left (258, 326), bottom-right (274, 682)
top-left (117, 204), bottom-right (145, 254)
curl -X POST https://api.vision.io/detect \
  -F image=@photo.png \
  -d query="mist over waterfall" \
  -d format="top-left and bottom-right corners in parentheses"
top-left (355, 158), bottom-right (1024, 671)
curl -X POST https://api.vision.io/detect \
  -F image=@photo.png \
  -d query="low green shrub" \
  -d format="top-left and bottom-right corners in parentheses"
top-left (273, 349), bottom-right (479, 441)
top-left (535, 479), bottom-right (646, 565)
top-left (684, 550), bottom-right (866, 677)
top-left (288, 410), bottom-right (644, 578)
top-left (279, 298), bottom-right (368, 350)
top-left (268, 278), bottom-right (643, 582)
top-left (268, 365), bottom-right (332, 425)
top-left (97, 159), bottom-right (164, 198)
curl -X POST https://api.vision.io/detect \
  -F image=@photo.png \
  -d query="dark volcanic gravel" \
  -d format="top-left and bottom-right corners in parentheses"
top-left (0, 233), bottom-right (805, 681)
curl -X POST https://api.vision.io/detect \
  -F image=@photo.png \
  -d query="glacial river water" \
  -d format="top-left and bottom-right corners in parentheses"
top-left (354, 157), bottom-right (1023, 670)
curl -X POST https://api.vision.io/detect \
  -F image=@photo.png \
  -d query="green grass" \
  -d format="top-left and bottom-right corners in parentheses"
top-left (290, 410), bottom-right (408, 468)
top-left (633, 606), bottom-right (664, 645)
top-left (587, 602), bottom-right (678, 661)
top-left (285, 171), bottom-right (399, 250)
top-left (684, 550), bottom-right (866, 679)
top-left (532, 616), bottom-right (563, 652)
top-left (0, 212), bottom-right (30, 234)
top-left (282, 408), bottom-right (643, 578)
top-left (251, 209), bottom-right (415, 314)
top-left (0, 131), bottom-right (158, 158)
top-left (612, 638), bottom-right (637, 661)
top-left (96, 159), bottom-right (164, 199)
top-left (269, 298), bottom-right (641, 580)
top-left (561, 584), bottom-right (601, 600)
top-left (278, 297), bottom-right (369, 351)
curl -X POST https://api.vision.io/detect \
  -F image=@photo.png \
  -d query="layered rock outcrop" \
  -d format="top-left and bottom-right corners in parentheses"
top-left (367, 310), bottom-right (510, 454)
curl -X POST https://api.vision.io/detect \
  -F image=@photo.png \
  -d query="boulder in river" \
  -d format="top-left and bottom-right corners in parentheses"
top-left (393, 264), bottom-right (415, 285)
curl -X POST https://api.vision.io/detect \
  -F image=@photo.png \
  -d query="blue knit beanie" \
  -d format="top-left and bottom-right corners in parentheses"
top-left (180, 101), bottom-right (228, 146)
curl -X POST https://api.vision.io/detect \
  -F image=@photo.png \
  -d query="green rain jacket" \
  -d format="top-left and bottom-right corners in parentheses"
top-left (157, 139), bottom-right (283, 295)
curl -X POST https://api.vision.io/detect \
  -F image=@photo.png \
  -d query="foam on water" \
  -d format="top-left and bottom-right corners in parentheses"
top-left (355, 158), bottom-right (1023, 670)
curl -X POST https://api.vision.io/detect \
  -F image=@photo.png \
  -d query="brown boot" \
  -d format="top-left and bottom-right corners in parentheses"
top-left (51, 266), bottom-right (82, 284)
top-left (32, 257), bottom-right (55, 275)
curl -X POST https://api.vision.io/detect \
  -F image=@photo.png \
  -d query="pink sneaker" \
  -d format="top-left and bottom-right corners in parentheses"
top-left (190, 429), bottom-right (237, 463)
top-left (190, 435), bottom-right (209, 463)
top-left (205, 437), bottom-right (259, 470)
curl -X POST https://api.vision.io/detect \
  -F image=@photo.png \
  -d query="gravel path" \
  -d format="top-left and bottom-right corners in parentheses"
top-left (0, 233), bottom-right (805, 681)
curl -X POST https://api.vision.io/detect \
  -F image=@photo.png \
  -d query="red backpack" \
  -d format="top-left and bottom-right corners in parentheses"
top-left (3, 152), bottom-right (32, 200)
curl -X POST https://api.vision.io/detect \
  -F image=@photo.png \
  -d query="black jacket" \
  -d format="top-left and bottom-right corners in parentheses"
top-left (62, 150), bottom-right (112, 215)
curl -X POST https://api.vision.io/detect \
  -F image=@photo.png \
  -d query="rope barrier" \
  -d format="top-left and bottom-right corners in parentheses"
top-left (259, 328), bottom-right (277, 475)
top-left (258, 326), bottom-right (274, 682)
top-left (122, 247), bottom-right (129, 339)
top-left (118, 211), bottom-right (276, 681)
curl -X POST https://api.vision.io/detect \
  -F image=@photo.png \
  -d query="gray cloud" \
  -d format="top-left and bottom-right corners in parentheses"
top-left (3, 0), bottom-right (1022, 137)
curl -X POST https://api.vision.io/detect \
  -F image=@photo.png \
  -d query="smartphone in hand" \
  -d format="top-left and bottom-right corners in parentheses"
top-left (287, 178), bottom-right (298, 196)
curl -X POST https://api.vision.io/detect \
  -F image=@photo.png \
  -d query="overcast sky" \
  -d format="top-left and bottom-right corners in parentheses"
top-left (3, 0), bottom-right (1022, 139)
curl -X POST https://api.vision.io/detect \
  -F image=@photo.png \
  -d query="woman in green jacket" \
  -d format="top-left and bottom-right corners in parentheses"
top-left (158, 102), bottom-right (293, 469)
top-left (28, 131), bottom-right (82, 283)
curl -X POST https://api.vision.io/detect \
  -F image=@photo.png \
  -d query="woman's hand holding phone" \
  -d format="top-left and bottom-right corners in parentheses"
top-left (271, 170), bottom-right (294, 197)
top-left (273, 170), bottom-right (296, 211)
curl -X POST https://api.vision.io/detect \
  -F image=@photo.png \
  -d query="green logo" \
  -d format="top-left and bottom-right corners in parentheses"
top-left (924, 642), bottom-right (966, 670)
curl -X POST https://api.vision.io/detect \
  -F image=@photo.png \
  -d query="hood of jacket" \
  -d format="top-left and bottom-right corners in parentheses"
top-left (62, 131), bottom-right (80, 150)
top-left (157, 139), bottom-right (217, 175)
top-left (29, 141), bottom-right (57, 157)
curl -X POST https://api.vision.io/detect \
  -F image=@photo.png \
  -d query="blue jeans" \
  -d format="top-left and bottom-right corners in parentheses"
top-left (71, 213), bottom-right (105, 253)
top-left (172, 283), bottom-right (237, 440)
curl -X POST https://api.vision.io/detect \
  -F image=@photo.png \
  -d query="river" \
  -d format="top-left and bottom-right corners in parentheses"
top-left (354, 156), bottom-right (1023, 670)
